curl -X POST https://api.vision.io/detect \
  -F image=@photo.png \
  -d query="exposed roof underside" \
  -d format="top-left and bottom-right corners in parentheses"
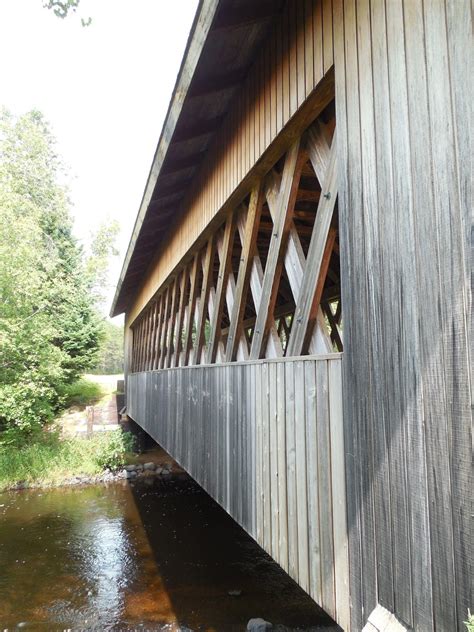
top-left (111, 0), bottom-right (284, 317)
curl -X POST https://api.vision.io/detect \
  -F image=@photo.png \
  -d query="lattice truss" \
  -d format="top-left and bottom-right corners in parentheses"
top-left (131, 105), bottom-right (342, 372)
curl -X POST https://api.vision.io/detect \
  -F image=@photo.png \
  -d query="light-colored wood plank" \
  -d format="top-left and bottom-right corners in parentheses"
top-left (195, 237), bottom-right (216, 364)
top-left (183, 253), bottom-right (200, 366)
top-left (328, 358), bottom-right (350, 630)
top-left (286, 135), bottom-right (338, 357)
top-left (250, 140), bottom-right (304, 359)
top-left (226, 187), bottom-right (264, 361)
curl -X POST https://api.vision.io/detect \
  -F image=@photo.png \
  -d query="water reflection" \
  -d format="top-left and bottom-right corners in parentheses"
top-left (0, 474), bottom-right (337, 630)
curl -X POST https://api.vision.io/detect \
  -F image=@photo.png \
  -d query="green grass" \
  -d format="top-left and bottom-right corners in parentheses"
top-left (0, 428), bottom-right (135, 491)
top-left (60, 377), bottom-right (106, 408)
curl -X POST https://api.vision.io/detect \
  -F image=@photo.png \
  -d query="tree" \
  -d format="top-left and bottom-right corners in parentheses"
top-left (43, 0), bottom-right (91, 27)
top-left (91, 321), bottom-right (124, 375)
top-left (84, 219), bottom-right (120, 311)
top-left (0, 109), bottom-right (102, 431)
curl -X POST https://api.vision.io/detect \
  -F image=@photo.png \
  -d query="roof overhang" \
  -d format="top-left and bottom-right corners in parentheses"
top-left (111, 0), bottom-right (282, 317)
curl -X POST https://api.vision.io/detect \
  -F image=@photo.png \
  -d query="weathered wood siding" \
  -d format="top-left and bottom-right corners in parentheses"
top-left (128, 0), bottom-right (336, 324)
top-left (127, 355), bottom-right (349, 630)
top-left (334, 1), bottom-right (472, 630)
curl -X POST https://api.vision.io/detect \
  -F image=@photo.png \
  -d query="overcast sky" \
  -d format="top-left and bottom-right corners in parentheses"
top-left (0, 0), bottom-right (198, 319)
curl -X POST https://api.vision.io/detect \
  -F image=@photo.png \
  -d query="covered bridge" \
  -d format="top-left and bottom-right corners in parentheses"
top-left (111, 1), bottom-right (472, 630)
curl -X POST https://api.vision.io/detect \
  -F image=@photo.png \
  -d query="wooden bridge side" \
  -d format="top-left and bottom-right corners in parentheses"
top-left (127, 355), bottom-right (349, 630)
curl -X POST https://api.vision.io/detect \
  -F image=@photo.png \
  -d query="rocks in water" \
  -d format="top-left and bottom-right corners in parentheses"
top-left (247, 618), bottom-right (273, 632)
top-left (124, 464), bottom-right (138, 472)
top-left (123, 469), bottom-right (137, 479)
top-left (143, 462), bottom-right (156, 470)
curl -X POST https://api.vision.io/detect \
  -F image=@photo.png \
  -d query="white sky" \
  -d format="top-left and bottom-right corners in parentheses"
top-left (0, 0), bottom-right (198, 319)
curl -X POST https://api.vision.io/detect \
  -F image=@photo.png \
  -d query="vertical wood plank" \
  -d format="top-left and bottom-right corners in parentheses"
top-left (285, 361), bottom-right (298, 581)
top-left (295, 360), bottom-right (309, 593)
top-left (328, 358), bottom-right (350, 630)
top-left (316, 359), bottom-right (335, 618)
top-left (305, 360), bottom-right (322, 605)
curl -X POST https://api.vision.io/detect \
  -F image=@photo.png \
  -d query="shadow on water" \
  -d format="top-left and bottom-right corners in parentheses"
top-left (127, 470), bottom-right (338, 631)
top-left (0, 459), bottom-right (339, 630)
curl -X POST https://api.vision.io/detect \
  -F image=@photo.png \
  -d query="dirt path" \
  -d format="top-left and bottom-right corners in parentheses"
top-left (59, 374), bottom-right (123, 437)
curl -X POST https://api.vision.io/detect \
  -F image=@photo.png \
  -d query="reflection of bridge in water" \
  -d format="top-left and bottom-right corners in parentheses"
top-left (111, 2), bottom-right (471, 630)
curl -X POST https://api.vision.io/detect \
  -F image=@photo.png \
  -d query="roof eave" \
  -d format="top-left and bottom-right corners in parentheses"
top-left (110, 0), bottom-right (220, 318)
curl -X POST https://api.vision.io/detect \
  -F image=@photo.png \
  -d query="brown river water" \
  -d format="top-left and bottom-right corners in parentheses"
top-left (0, 467), bottom-right (338, 631)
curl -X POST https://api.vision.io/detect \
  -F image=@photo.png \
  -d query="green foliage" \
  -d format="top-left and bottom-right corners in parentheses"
top-left (59, 377), bottom-right (105, 408)
top-left (93, 429), bottom-right (136, 470)
top-left (0, 428), bottom-right (136, 491)
top-left (465, 611), bottom-right (474, 632)
top-left (91, 320), bottom-right (124, 375)
top-left (0, 109), bottom-right (107, 434)
top-left (85, 221), bottom-right (120, 310)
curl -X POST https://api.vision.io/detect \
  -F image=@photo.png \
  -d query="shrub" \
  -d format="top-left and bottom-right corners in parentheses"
top-left (0, 427), bottom-right (136, 490)
top-left (92, 429), bottom-right (136, 470)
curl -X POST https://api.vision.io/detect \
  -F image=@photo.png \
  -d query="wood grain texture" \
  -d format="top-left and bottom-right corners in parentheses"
top-left (335, 0), bottom-right (472, 629)
top-left (127, 355), bottom-right (348, 629)
top-left (125, 1), bottom-right (335, 324)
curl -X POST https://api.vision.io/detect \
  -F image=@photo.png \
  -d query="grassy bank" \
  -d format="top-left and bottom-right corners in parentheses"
top-left (0, 428), bottom-right (135, 491)
top-left (0, 375), bottom-right (132, 492)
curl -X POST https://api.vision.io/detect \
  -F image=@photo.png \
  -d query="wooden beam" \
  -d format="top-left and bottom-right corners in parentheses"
top-left (226, 186), bottom-right (264, 361)
top-left (250, 140), bottom-right (305, 359)
top-left (194, 237), bottom-right (216, 364)
top-left (165, 275), bottom-right (180, 368)
top-left (137, 318), bottom-right (145, 371)
top-left (222, 301), bottom-right (295, 337)
top-left (158, 285), bottom-right (171, 369)
top-left (160, 151), bottom-right (207, 176)
top-left (189, 69), bottom-right (247, 98)
top-left (207, 214), bottom-right (237, 363)
top-left (153, 292), bottom-right (164, 369)
top-left (212, 2), bottom-right (278, 30)
top-left (173, 116), bottom-right (224, 143)
top-left (322, 301), bottom-right (343, 351)
top-left (286, 133), bottom-right (338, 357)
top-left (307, 119), bottom-right (332, 183)
top-left (173, 266), bottom-right (189, 367)
top-left (183, 253), bottom-right (200, 366)
top-left (146, 301), bottom-right (157, 370)
top-left (151, 179), bottom-right (193, 201)
top-left (236, 209), bottom-right (283, 358)
top-left (146, 306), bottom-right (155, 370)
top-left (266, 136), bottom-right (333, 355)
top-left (214, 212), bottom-right (249, 361)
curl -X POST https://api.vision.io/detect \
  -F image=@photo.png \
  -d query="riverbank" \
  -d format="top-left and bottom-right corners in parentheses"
top-left (0, 427), bottom-right (137, 492)
top-left (0, 374), bottom-right (136, 492)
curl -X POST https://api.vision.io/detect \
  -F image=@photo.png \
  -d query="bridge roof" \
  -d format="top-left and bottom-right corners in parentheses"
top-left (111, 0), bottom-right (283, 317)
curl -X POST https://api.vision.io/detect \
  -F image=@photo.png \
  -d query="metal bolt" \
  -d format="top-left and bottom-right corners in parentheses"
top-left (324, 192), bottom-right (331, 200)
top-left (273, 232), bottom-right (278, 237)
